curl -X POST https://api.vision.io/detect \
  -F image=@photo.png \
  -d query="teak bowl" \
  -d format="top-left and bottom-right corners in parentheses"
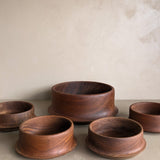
top-left (86, 117), bottom-right (146, 159)
top-left (129, 102), bottom-right (160, 132)
top-left (0, 101), bottom-right (35, 131)
top-left (48, 81), bottom-right (118, 123)
top-left (16, 115), bottom-right (77, 159)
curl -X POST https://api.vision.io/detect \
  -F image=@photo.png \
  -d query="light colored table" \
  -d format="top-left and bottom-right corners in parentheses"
top-left (0, 100), bottom-right (160, 160)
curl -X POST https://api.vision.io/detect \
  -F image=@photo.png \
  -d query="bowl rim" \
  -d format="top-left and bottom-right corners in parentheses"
top-left (130, 102), bottom-right (160, 118)
top-left (89, 117), bottom-right (143, 139)
top-left (0, 101), bottom-right (34, 116)
top-left (52, 81), bottom-right (114, 96)
top-left (19, 115), bottom-right (74, 137)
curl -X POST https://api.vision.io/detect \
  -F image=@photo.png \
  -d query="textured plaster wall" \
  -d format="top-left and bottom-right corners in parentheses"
top-left (0, 0), bottom-right (160, 100)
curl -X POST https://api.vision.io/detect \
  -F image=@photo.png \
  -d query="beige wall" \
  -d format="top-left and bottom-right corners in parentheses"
top-left (0, 0), bottom-right (160, 100)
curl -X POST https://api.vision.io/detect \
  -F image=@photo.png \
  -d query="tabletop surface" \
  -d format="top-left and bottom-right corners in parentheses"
top-left (0, 100), bottom-right (160, 160)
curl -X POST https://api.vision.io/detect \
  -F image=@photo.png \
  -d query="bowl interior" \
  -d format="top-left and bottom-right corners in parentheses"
top-left (131, 102), bottom-right (160, 115)
top-left (91, 118), bottom-right (142, 138)
top-left (0, 101), bottom-right (32, 114)
top-left (54, 81), bottom-right (112, 95)
top-left (21, 116), bottom-right (71, 135)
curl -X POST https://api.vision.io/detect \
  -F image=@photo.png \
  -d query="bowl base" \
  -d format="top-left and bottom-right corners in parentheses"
top-left (129, 116), bottom-right (160, 133)
top-left (0, 127), bottom-right (18, 132)
top-left (16, 137), bottom-right (77, 159)
top-left (86, 136), bottom-right (146, 159)
top-left (48, 106), bottom-right (118, 123)
top-left (0, 114), bottom-right (36, 132)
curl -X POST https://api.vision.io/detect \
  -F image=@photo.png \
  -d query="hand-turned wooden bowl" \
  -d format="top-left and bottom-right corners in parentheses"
top-left (129, 102), bottom-right (160, 132)
top-left (86, 117), bottom-right (146, 159)
top-left (16, 115), bottom-right (77, 159)
top-left (48, 81), bottom-right (118, 123)
top-left (0, 101), bottom-right (35, 131)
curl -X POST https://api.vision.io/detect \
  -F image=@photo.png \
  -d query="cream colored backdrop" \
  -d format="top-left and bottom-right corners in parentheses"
top-left (0, 0), bottom-right (160, 100)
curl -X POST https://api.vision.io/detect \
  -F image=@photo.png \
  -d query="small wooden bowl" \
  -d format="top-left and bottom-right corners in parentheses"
top-left (16, 115), bottom-right (77, 159)
top-left (129, 102), bottom-right (160, 132)
top-left (86, 117), bottom-right (146, 159)
top-left (48, 81), bottom-right (118, 123)
top-left (0, 101), bottom-right (35, 131)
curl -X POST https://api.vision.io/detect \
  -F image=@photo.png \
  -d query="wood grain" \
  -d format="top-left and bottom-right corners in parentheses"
top-left (49, 81), bottom-right (118, 123)
top-left (129, 102), bottom-right (160, 132)
top-left (86, 117), bottom-right (146, 159)
top-left (16, 115), bottom-right (77, 159)
top-left (0, 101), bottom-right (35, 131)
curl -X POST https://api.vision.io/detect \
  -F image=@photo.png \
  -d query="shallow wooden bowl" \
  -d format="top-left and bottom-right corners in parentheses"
top-left (48, 81), bottom-right (118, 123)
top-left (129, 102), bottom-right (160, 132)
top-left (0, 101), bottom-right (35, 131)
top-left (86, 117), bottom-right (146, 159)
top-left (16, 115), bottom-right (77, 159)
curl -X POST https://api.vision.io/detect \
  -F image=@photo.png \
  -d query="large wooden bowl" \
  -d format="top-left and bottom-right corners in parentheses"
top-left (48, 81), bottom-right (118, 123)
top-left (129, 102), bottom-right (160, 132)
top-left (86, 117), bottom-right (146, 159)
top-left (0, 101), bottom-right (35, 131)
top-left (16, 115), bottom-right (77, 159)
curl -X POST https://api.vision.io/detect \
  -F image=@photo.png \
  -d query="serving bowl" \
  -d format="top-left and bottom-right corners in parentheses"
top-left (129, 102), bottom-right (160, 132)
top-left (16, 115), bottom-right (77, 159)
top-left (48, 81), bottom-right (118, 123)
top-left (0, 101), bottom-right (35, 131)
top-left (86, 117), bottom-right (146, 159)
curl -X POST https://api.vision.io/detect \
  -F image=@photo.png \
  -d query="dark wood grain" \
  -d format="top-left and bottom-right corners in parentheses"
top-left (0, 101), bottom-right (35, 131)
top-left (129, 102), bottom-right (160, 132)
top-left (48, 81), bottom-right (118, 123)
top-left (16, 115), bottom-right (77, 159)
top-left (86, 117), bottom-right (146, 159)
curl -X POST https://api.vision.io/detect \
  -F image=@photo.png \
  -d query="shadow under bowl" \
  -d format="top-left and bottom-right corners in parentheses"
top-left (16, 115), bottom-right (77, 159)
top-left (129, 102), bottom-right (160, 132)
top-left (0, 101), bottom-right (35, 131)
top-left (86, 117), bottom-right (146, 159)
top-left (48, 81), bottom-right (118, 123)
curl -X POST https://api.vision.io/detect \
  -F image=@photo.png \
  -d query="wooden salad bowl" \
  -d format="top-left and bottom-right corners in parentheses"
top-left (129, 102), bottom-right (160, 132)
top-left (0, 101), bottom-right (35, 131)
top-left (16, 115), bottom-right (77, 159)
top-left (86, 117), bottom-right (146, 159)
top-left (48, 81), bottom-right (118, 123)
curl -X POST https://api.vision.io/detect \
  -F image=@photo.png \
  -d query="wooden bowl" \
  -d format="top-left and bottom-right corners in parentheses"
top-left (86, 117), bottom-right (146, 159)
top-left (48, 81), bottom-right (118, 123)
top-left (129, 102), bottom-right (160, 132)
top-left (0, 101), bottom-right (35, 131)
top-left (16, 115), bottom-right (77, 159)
